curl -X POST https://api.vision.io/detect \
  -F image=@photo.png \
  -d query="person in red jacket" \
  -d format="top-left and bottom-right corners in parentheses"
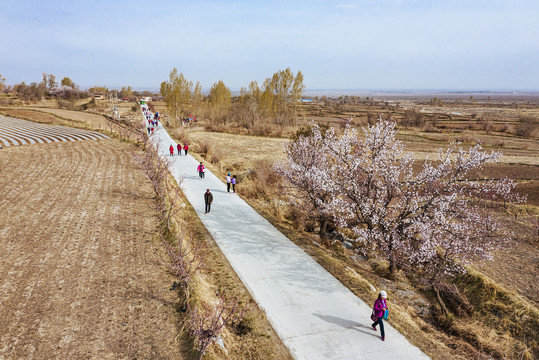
top-left (177, 143), bottom-right (182, 155)
top-left (184, 142), bottom-right (189, 156)
top-left (371, 290), bottom-right (388, 341)
top-left (169, 144), bottom-right (174, 156)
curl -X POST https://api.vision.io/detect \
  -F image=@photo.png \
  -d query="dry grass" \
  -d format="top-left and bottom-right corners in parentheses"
top-left (0, 108), bottom-right (61, 124)
top-left (1, 98), bottom-right (140, 131)
top-left (187, 130), bottom-right (287, 175)
top-left (23, 106), bottom-right (109, 129)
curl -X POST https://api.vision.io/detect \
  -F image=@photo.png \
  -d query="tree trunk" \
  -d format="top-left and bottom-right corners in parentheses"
top-left (433, 285), bottom-right (448, 316)
top-left (319, 217), bottom-right (329, 246)
top-left (389, 252), bottom-right (397, 276)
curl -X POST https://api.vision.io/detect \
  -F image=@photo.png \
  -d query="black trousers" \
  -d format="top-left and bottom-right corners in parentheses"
top-left (227, 183), bottom-right (231, 192)
top-left (372, 317), bottom-right (385, 338)
top-left (205, 203), bottom-right (211, 213)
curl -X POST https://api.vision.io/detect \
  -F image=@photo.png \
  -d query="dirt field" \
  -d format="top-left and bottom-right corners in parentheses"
top-left (0, 140), bottom-right (184, 359)
top-left (24, 107), bottom-right (109, 129)
top-left (0, 107), bottom-right (110, 130)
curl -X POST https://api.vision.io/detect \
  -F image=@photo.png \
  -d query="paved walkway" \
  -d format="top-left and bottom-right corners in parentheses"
top-left (143, 107), bottom-right (430, 360)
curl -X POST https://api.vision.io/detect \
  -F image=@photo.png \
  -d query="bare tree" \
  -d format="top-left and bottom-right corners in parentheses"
top-left (188, 294), bottom-right (251, 359)
top-left (163, 228), bottom-right (205, 308)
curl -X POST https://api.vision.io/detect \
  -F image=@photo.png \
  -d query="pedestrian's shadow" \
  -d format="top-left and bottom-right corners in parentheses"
top-left (312, 313), bottom-right (380, 339)
top-left (182, 175), bottom-right (202, 180)
top-left (211, 189), bottom-right (229, 194)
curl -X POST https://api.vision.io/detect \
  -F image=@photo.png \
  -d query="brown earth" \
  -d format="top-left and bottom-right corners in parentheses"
top-left (24, 107), bottom-right (109, 129)
top-left (0, 108), bottom-right (59, 124)
top-left (0, 140), bottom-right (184, 359)
top-left (0, 107), bottom-right (109, 130)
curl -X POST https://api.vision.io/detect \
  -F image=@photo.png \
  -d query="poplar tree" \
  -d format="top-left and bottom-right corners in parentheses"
top-left (161, 68), bottom-right (192, 125)
top-left (208, 80), bottom-right (231, 124)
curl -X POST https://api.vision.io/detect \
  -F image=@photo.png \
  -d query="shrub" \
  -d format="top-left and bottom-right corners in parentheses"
top-left (400, 110), bottom-right (425, 128)
top-left (57, 99), bottom-right (75, 110)
top-left (515, 116), bottom-right (537, 138)
top-left (171, 127), bottom-right (189, 145)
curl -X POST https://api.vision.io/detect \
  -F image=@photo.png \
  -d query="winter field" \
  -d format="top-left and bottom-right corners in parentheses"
top-left (0, 139), bottom-right (188, 358)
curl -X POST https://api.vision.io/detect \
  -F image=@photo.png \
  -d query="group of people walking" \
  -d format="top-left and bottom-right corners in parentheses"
top-left (195, 162), bottom-right (237, 194)
top-left (145, 110), bottom-right (159, 135)
top-left (169, 143), bottom-right (189, 156)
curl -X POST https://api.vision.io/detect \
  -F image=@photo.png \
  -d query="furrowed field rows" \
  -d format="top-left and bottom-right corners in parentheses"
top-left (0, 115), bottom-right (109, 146)
top-left (0, 140), bottom-right (183, 359)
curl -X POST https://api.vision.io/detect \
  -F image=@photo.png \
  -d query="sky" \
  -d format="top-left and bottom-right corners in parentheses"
top-left (1, 0), bottom-right (538, 91)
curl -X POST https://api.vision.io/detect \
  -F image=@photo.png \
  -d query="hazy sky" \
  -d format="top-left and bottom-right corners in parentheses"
top-left (1, 0), bottom-right (538, 91)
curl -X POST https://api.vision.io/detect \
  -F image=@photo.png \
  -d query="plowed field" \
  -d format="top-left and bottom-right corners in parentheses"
top-left (0, 140), bottom-right (183, 359)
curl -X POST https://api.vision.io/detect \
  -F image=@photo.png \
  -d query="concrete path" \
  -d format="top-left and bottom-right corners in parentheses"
top-left (143, 107), bottom-right (430, 360)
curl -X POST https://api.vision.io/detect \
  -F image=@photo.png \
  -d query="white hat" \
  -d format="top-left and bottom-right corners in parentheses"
top-left (380, 290), bottom-right (387, 299)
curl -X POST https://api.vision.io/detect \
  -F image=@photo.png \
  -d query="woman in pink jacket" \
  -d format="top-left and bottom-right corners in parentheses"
top-left (371, 290), bottom-right (388, 341)
top-left (197, 162), bottom-right (205, 179)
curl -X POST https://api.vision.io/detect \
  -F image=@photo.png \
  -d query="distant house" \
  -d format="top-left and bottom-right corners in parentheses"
top-left (300, 98), bottom-right (314, 103)
top-left (92, 93), bottom-right (105, 100)
top-left (141, 96), bottom-right (152, 102)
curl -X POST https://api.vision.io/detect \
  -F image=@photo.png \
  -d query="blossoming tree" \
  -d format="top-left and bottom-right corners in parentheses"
top-left (280, 120), bottom-right (522, 304)
top-left (275, 129), bottom-right (334, 242)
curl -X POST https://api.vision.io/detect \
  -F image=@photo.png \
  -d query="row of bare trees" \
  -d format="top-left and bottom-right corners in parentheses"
top-left (160, 68), bottom-right (203, 126)
top-left (231, 68), bottom-right (305, 131)
top-left (160, 67), bottom-right (305, 133)
top-left (134, 134), bottom-right (250, 358)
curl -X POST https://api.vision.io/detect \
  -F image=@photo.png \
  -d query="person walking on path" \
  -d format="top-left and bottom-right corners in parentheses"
top-left (169, 144), bottom-right (174, 156)
top-left (204, 189), bottom-right (213, 214)
top-left (184, 143), bottom-right (189, 156)
top-left (371, 290), bottom-right (389, 341)
top-left (231, 175), bottom-right (237, 193)
top-left (226, 173), bottom-right (231, 193)
top-left (197, 162), bottom-right (205, 179)
top-left (177, 143), bottom-right (182, 155)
